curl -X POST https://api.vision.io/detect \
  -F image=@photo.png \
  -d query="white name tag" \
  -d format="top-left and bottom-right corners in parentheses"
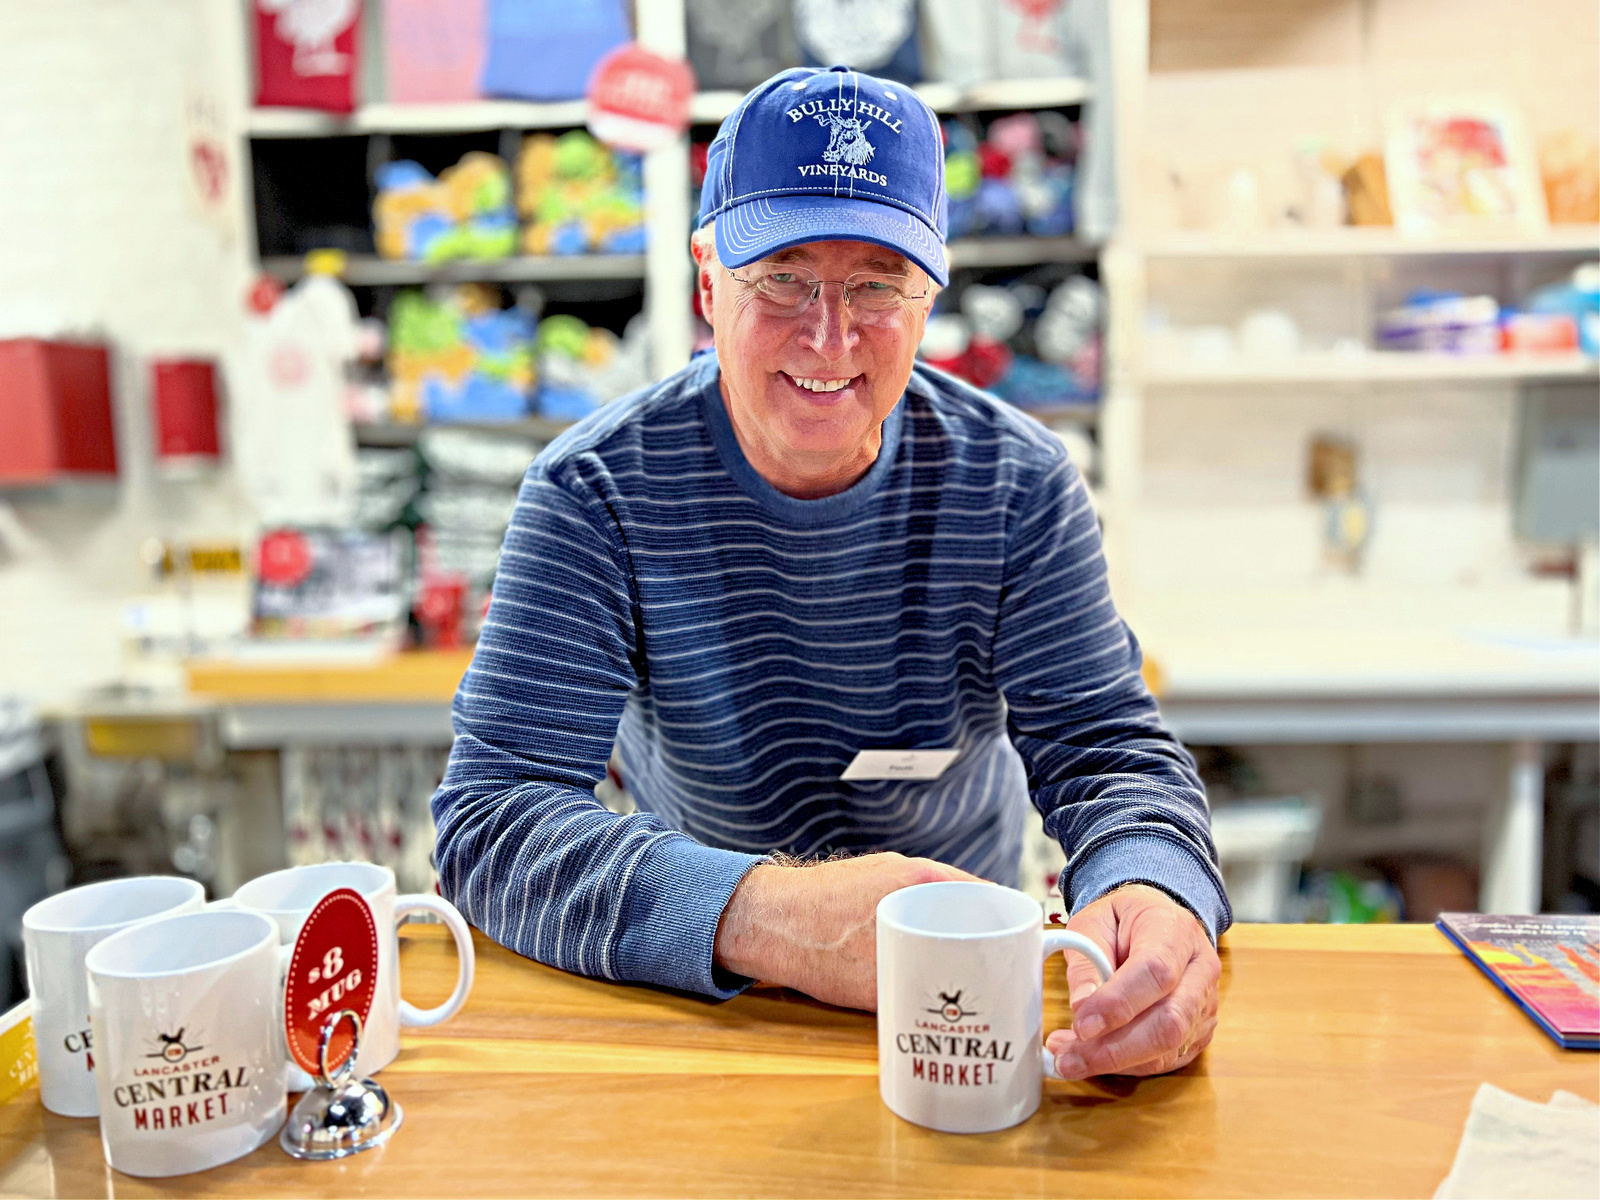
top-left (840, 749), bottom-right (960, 782)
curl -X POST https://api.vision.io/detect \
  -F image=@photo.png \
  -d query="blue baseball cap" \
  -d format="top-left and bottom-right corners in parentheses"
top-left (698, 66), bottom-right (949, 287)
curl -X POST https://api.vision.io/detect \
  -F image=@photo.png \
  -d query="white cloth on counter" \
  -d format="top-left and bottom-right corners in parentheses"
top-left (1434, 1084), bottom-right (1599, 1199)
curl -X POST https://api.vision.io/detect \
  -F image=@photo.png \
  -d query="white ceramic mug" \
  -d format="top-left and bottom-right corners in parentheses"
top-left (876, 881), bottom-right (1114, 1134)
top-left (228, 862), bottom-right (473, 1089)
top-left (22, 876), bottom-right (206, 1117)
top-left (85, 909), bottom-right (289, 1178)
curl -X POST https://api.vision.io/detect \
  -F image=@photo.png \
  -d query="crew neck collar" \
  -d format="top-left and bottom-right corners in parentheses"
top-left (696, 355), bottom-right (905, 527)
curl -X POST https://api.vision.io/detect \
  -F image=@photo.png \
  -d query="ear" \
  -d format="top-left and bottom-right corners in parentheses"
top-left (690, 236), bottom-right (718, 330)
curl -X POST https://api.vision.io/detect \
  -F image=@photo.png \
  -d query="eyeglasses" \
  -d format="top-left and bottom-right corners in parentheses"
top-left (725, 263), bottom-right (931, 322)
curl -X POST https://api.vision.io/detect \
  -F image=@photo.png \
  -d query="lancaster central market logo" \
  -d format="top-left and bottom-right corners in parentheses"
top-left (146, 1027), bottom-right (204, 1064)
top-left (784, 95), bottom-right (902, 187)
top-left (114, 1022), bottom-right (250, 1134)
top-left (928, 990), bottom-right (977, 1022)
top-left (896, 985), bottom-right (1013, 1088)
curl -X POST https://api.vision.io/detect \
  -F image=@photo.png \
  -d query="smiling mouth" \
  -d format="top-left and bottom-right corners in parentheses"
top-left (780, 371), bottom-right (863, 398)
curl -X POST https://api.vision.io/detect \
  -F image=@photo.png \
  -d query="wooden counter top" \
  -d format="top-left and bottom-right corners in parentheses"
top-left (183, 651), bottom-right (1166, 706)
top-left (185, 649), bottom-right (473, 703)
top-left (3, 923), bottom-right (1594, 1198)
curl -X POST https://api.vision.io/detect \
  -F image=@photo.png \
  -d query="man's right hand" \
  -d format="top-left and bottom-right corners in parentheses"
top-left (712, 852), bottom-right (977, 1010)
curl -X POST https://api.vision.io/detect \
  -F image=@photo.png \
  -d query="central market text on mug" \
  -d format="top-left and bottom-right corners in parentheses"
top-left (895, 1029), bottom-right (1017, 1088)
top-left (61, 1025), bottom-right (93, 1076)
top-left (110, 1024), bottom-right (255, 1131)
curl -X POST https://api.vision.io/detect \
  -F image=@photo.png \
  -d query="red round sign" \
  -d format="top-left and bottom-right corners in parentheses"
top-left (283, 887), bottom-right (379, 1078)
top-left (586, 43), bottom-right (696, 153)
top-left (257, 529), bottom-right (313, 587)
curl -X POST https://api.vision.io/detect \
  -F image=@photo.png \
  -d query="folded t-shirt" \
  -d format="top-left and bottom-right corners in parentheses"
top-left (794, 0), bottom-right (919, 84)
top-left (480, 0), bottom-right (630, 101)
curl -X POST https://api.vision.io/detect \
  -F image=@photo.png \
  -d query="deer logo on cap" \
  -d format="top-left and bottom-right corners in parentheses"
top-left (817, 110), bottom-right (875, 167)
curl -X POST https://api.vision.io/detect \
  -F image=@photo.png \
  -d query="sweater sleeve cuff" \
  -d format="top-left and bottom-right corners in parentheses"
top-left (1064, 833), bottom-right (1232, 944)
top-left (613, 834), bottom-right (767, 999)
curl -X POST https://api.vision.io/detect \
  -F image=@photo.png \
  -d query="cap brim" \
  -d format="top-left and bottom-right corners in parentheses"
top-left (713, 194), bottom-right (948, 288)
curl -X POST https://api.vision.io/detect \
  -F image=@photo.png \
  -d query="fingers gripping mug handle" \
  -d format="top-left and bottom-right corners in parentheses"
top-left (394, 894), bottom-right (475, 1028)
top-left (1040, 930), bottom-right (1113, 1081)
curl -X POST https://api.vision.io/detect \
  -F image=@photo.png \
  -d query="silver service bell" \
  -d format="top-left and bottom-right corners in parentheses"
top-left (280, 1008), bottom-right (403, 1161)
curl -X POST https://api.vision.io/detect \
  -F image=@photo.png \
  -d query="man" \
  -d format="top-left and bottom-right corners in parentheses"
top-left (433, 66), bottom-right (1228, 1081)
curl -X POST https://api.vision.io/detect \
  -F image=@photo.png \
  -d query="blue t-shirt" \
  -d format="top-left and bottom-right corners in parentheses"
top-left (432, 353), bottom-right (1229, 998)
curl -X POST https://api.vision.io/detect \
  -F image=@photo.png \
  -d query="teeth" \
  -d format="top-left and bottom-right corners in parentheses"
top-left (790, 375), bottom-right (852, 392)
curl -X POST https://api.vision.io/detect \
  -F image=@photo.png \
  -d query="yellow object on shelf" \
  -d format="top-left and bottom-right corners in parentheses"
top-left (83, 716), bottom-right (203, 760)
top-left (302, 248), bottom-right (348, 277)
top-left (0, 1002), bottom-right (37, 1106)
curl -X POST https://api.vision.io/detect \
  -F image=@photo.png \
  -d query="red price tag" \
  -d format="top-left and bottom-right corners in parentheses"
top-left (586, 44), bottom-right (696, 153)
top-left (284, 887), bottom-right (379, 1078)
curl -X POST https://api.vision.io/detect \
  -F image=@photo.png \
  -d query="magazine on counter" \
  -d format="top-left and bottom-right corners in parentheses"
top-left (1436, 913), bottom-right (1600, 1050)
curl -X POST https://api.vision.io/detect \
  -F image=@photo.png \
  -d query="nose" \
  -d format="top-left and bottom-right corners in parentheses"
top-left (797, 281), bottom-right (859, 362)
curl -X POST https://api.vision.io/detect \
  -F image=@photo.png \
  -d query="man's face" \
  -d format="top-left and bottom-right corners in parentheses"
top-left (695, 238), bottom-right (936, 482)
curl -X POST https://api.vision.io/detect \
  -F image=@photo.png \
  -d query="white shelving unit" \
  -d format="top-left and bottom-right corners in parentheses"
top-left (246, 32), bottom-right (1093, 386)
top-left (1100, 0), bottom-right (1600, 918)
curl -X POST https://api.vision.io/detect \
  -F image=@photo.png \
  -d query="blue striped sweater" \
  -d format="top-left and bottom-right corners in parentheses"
top-left (432, 353), bottom-right (1229, 998)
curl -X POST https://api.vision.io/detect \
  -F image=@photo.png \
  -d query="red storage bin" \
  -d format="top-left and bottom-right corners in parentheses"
top-left (0, 339), bottom-right (117, 485)
top-left (151, 358), bottom-right (222, 467)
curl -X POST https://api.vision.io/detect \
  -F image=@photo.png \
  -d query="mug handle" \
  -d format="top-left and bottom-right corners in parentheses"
top-left (275, 943), bottom-right (296, 1073)
top-left (393, 894), bottom-right (475, 1027)
top-left (1040, 930), bottom-right (1114, 1081)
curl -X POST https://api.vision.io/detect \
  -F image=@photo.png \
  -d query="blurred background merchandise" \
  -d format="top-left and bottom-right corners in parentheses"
top-left (0, 0), bottom-right (1594, 939)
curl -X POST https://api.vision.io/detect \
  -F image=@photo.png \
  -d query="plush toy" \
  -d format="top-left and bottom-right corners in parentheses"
top-left (940, 121), bottom-right (981, 238)
top-left (433, 152), bottom-right (518, 260)
top-left (943, 112), bottom-right (1075, 240)
top-left (373, 153), bottom-right (517, 262)
top-left (373, 161), bottom-right (449, 260)
top-left (920, 275), bottom-right (1101, 407)
top-left (918, 313), bottom-right (971, 372)
top-left (1030, 276), bottom-right (1103, 399)
top-left (960, 285), bottom-right (1024, 342)
top-left (387, 286), bottom-right (535, 422)
top-left (918, 309), bottom-right (1011, 388)
top-left (517, 131), bottom-right (645, 256)
top-left (533, 312), bottom-right (650, 419)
